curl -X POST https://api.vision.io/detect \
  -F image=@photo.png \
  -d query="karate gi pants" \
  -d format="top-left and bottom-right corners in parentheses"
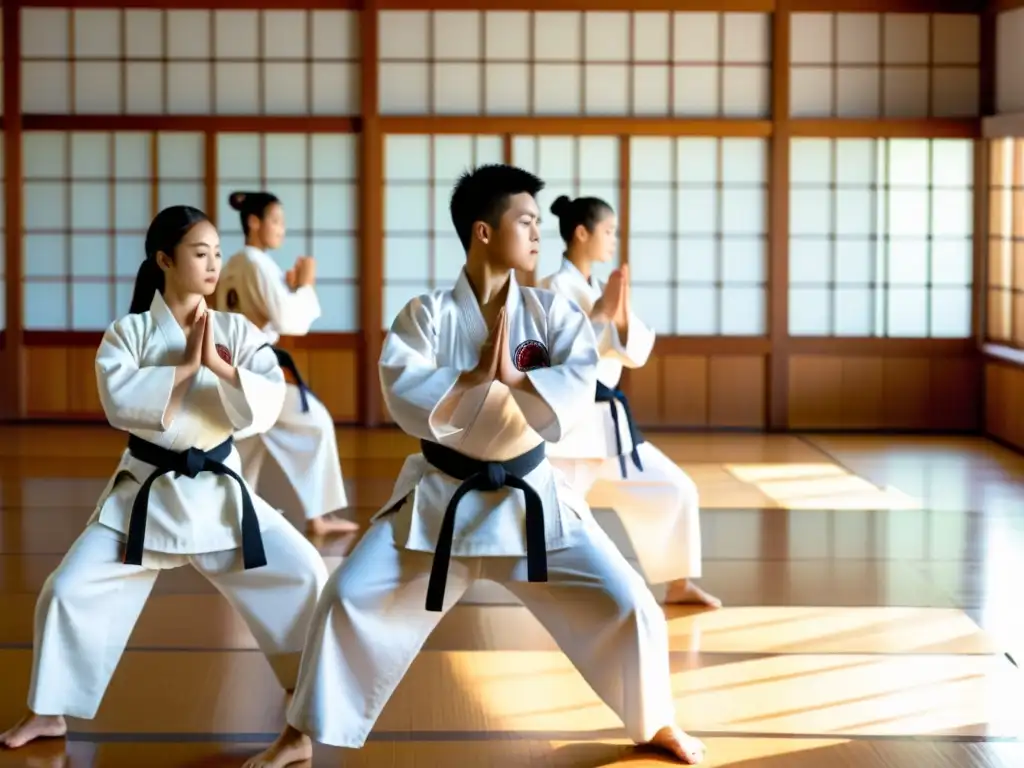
top-left (27, 521), bottom-right (328, 720)
top-left (551, 442), bottom-right (703, 585)
top-left (236, 384), bottom-right (348, 522)
top-left (286, 513), bottom-right (677, 748)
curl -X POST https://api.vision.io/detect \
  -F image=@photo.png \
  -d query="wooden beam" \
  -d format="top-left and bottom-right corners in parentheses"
top-left (2, 2), bottom-right (24, 421)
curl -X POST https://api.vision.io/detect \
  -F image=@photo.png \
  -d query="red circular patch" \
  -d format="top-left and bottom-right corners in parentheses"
top-left (215, 344), bottom-right (232, 364)
top-left (513, 340), bottom-right (550, 372)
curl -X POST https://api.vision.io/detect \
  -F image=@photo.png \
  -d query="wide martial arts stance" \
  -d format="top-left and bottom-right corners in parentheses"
top-left (215, 191), bottom-right (356, 536)
top-left (0, 206), bottom-right (328, 750)
top-left (540, 195), bottom-right (720, 608)
top-left (243, 165), bottom-right (706, 768)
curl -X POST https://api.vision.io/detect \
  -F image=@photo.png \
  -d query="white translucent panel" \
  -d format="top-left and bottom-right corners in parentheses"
top-left (74, 62), bottom-right (121, 113)
top-left (384, 185), bottom-right (430, 233)
top-left (115, 134), bottom-right (150, 179)
top-left (114, 281), bottom-right (134, 319)
top-left (932, 68), bottom-right (979, 118)
top-left (431, 184), bottom-right (451, 230)
top-left (263, 11), bottom-right (306, 59)
top-left (633, 67), bottom-right (670, 115)
top-left (309, 235), bottom-right (357, 279)
top-left (24, 282), bottom-right (68, 329)
top-left (272, 184), bottom-right (309, 228)
top-left (578, 137), bottom-right (618, 182)
top-left (835, 239), bottom-right (876, 284)
top-left (510, 136), bottom-right (537, 173)
top-left (931, 140), bottom-right (972, 187)
top-left (214, 11), bottom-right (259, 58)
top-left (789, 238), bottom-right (832, 283)
top-left (379, 63), bottom-right (429, 114)
top-left (485, 64), bottom-right (530, 115)
top-left (476, 136), bottom-right (504, 165)
top-left (676, 189), bottom-right (717, 234)
top-left (629, 188), bottom-right (673, 235)
top-left (631, 138), bottom-right (674, 183)
top-left (75, 10), bottom-right (121, 58)
top-left (23, 9), bottom-right (69, 57)
top-left (533, 65), bottom-right (581, 115)
top-left (383, 239), bottom-right (429, 281)
top-left (71, 182), bottom-right (109, 228)
top-left (24, 234), bottom-right (68, 277)
top-left (383, 284), bottom-right (427, 329)
top-left (789, 287), bottom-right (831, 335)
top-left (431, 135), bottom-right (474, 182)
top-left (933, 14), bottom-right (979, 65)
top-left (721, 188), bottom-right (765, 234)
top-left (585, 12), bottom-right (629, 62)
top-left (790, 14), bottom-right (832, 63)
top-left (434, 234), bottom-right (466, 283)
top-left (887, 287), bottom-right (928, 336)
top-left (158, 134), bottom-right (204, 179)
top-left (158, 182), bottom-right (204, 211)
top-left (834, 287), bottom-right (875, 335)
top-left (315, 11), bottom-right (359, 59)
top-left (311, 283), bottom-right (358, 332)
top-left (216, 63), bottom-right (260, 114)
top-left (836, 68), bottom-right (880, 117)
top-left (789, 139), bottom-right (832, 184)
top-left (789, 188), bottom-right (832, 236)
top-left (883, 14), bottom-right (928, 64)
top-left (115, 235), bottom-right (143, 277)
top-left (634, 13), bottom-right (670, 62)
top-left (673, 67), bottom-right (718, 116)
top-left (722, 66), bottom-right (770, 117)
top-left (217, 134), bottom-right (260, 179)
top-left (71, 234), bottom-right (110, 276)
top-left (675, 286), bottom-right (717, 334)
top-left (22, 63), bottom-right (70, 113)
top-left (125, 64), bottom-right (163, 114)
top-left (883, 69), bottom-right (929, 118)
top-left (125, 11), bottom-right (162, 58)
top-left (724, 14), bottom-right (770, 63)
top-left (931, 239), bottom-right (972, 286)
top-left (537, 137), bottom-right (576, 181)
top-left (835, 139), bottom-right (878, 184)
top-left (264, 64), bottom-right (307, 114)
top-left (673, 13), bottom-right (718, 62)
top-left (887, 190), bottom-right (930, 237)
top-left (385, 135), bottom-right (430, 181)
top-left (434, 64), bottom-right (482, 115)
top-left (630, 286), bottom-right (672, 334)
top-left (167, 63), bottom-right (211, 113)
top-left (167, 11), bottom-right (210, 59)
top-left (719, 139), bottom-right (765, 184)
top-left (836, 14), bottom-right (880, 64)
top-left (834, 189), bottom-right (875, 236)
top-left (930, 287), bottom-right (971, 337)
top-left (485, 12), bottom-right (529, 60)
top-left (534, 12), bottom-right (580, 61)
top-left (676, 237), bottom-right (716, 283)
top-left (72, 282), bottom-right (114, 330)
top-left (887, 139), bottom-right (930, 184)
top-left (24, 182), bottom-right (67, 229)
top-left (931, 189), bottom-right (972, 237)
top-left (585, 65), bottom-right (629, 115)
top-left (266, 135), bottom-right (308, 180)
top-left (677, 138), bottom-right (718, 183)
top-left (627, 237), bottom-right (672, 283)
top-left (721, 238), bottom-right (765, 283)
top-left (789, 68), bottom-right (832, 117)
top-left (24, 133), bottom-right (68, 178)
top-left (312, 63), bottom-right (360, 115)
top-left (887, 239), bottom-right (928, 285)
top-left (724, 288), bottom-right (763, 335)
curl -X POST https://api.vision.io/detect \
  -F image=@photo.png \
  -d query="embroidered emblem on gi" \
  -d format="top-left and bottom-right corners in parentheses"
top-left (513, 339), bottom-right (550, 372)
top-left (215, 344), bottom-right (232, 364)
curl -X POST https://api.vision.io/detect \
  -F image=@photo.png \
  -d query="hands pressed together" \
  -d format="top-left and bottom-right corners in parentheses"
top-left (285, 256), bottom-right (316, 291)
top-left (181, 300), bottom-right (236, 383)
top-left (591, 264), bottom-right (631, 333)
top-left (461, 307), bottom-right (527, 390)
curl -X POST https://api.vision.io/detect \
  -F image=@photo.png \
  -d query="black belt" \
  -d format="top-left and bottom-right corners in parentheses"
top-left (420, 440), bottom-right (548, 612)
top-left (596, 382), bottom-right (644, 478)
top-left (258, 343), bottom-right (313, 412)
top-left (122, 435), bottom-right (267, 570)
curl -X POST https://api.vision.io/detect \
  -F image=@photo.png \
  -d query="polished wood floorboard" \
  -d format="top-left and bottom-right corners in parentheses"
top-left (1, 426), bottom-right (1023, 766)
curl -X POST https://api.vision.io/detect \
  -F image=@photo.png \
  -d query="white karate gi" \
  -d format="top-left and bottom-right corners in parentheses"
top-left (214, 246), bottom-right (347, 522)
top-left (26, 292), bottom-right (329, 720)
top-left (285, 269), bottom-right (676, 748)
top-left (538, 258), bottom-right (702, 585)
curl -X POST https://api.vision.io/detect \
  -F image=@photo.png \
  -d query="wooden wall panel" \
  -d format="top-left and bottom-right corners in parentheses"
top-left (789, 355), bottom-right (981, 431)
top-left (985, 362), bottom-right (1024, 449)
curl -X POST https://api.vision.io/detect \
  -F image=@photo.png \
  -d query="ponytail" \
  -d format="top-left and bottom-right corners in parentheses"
top-left (128, 258), bottom-right (165, 314)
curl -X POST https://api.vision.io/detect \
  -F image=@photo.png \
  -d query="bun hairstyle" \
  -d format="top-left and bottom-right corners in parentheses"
top-left (228, 190), bottom-right (281, 235)
top-left (549, 194), bottom-right (614, 246)
top-left (129, 205), bottom-right (210, 314)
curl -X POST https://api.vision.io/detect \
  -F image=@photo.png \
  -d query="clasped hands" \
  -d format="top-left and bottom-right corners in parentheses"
top-left (459, 307), bottom-right (527, 390)
top-left (591, 264), bottom-right (631, 334)
top-left (285, 256), bottom-right (316, 290)
top-left (181, 299), bottom-right (236, 383)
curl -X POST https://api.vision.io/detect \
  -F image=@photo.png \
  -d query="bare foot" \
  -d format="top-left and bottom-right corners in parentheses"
top-left (0, 714), bottom-right (67, 749)
top-left (664, 579), bottom-right (722, 608)
top-left (242, 726), bottom-right (312, 768)
top-left (647, 725), bottom-right (705, 764)
top-left (306, 515), bottom-right (359, 536)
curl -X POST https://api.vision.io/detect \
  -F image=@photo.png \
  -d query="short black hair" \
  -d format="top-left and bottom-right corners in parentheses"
top-left (449, 164), bottom-right (545, 251)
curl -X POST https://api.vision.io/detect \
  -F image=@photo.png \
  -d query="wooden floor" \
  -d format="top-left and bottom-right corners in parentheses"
top-left (1, 426), bottom-right (1024, 766)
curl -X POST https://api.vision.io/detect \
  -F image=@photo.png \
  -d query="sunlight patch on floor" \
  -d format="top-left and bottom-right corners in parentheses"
top-left (724, 463), bottom-right (922, 510)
